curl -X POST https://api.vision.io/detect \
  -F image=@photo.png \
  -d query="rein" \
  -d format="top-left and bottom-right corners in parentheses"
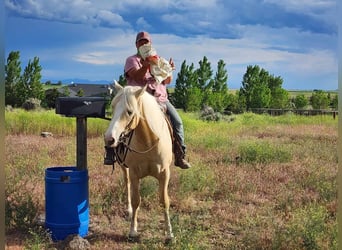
top-left (119, 131), bottom-right (160, 154)
top-left (114, 114), bottom-right (160, 168)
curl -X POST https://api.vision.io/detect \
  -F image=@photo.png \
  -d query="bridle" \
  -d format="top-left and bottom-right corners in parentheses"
top-left (113, 108), bottom-right (160, 169)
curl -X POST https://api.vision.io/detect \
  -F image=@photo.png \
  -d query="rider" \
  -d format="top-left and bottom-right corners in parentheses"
top-left (104, 31), bottom-right (191, 169)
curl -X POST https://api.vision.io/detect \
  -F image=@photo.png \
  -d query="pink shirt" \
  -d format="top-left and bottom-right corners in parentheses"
top-left (124, 54), bottom-right (168, 103)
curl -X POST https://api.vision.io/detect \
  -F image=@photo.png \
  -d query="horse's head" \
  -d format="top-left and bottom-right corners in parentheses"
top-left (104, 82), bottom-right (146, 147)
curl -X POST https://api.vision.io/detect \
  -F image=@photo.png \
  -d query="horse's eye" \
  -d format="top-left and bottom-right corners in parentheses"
top-left (127, 110), bottom-right (132, 116)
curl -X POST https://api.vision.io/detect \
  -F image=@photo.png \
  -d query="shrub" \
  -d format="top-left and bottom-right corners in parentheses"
top-left (5, 190), bottom-right (38, 231)
top-left (200, 105), bottom-right (222, 121)
top-left (273, 205), bottom-right (333, 250)
top-left (22, 98), bottom-right (41, 111)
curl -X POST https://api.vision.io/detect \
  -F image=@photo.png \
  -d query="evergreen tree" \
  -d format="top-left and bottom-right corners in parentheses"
top-left (185, 87), bottom-right (203, 112)
top-left (212, 60), bottom-right (228, 93)
top-left (5, 51), bottom-right (21, 106)
top-left (196, 56), bottom-right (213, 107)
top-left (174, 61), bottom-right (198, 110)
top-left (174, 61), bottom-right (188, 109)
top-left (196, 56), bottom-right (212, 91)
top-left (207, 60), bottom-right (229, 112)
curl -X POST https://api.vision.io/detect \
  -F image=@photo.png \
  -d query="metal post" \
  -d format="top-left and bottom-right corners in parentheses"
top-left (76, 117), bottom-right (87, 170)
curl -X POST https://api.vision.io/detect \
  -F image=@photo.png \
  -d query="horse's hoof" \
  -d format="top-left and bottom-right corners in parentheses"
top-left (128, 234), bottom-right (140, 243)
top-left (165, 236), bottom-right (175, 245)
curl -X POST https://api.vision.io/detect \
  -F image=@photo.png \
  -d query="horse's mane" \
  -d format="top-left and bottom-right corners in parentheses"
top-left (139, 91), bottom-right (166, 137)
top-left (112, 86), bottom-right (141, 118)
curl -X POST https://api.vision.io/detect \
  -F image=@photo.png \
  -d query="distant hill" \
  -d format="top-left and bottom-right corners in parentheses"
top-left (44, 78), bottom-right (112, 85)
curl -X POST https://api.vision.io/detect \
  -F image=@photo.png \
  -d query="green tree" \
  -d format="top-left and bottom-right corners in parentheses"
top-left (76, 88), bottom-right (84, 97)
top-left (43, 88), bottom-right (61, 109)
top-left (311, 90), bottom-right (330, 109)
top-left (331, 94), bottom-right (338, 110)
top-left (249, 84), bottom-right (271, 109)
top-left (61, 86), bottom-right (70, 97)
top-left (196, 56), bottom-right (213, 107)
top-left (240, 65), bottom-right (268, 110)
top-left (268, 75), bottom-right (289, 108)
top-left (294, 94), bottom-right (308, 109)
top-left (185, 87), bottom-right (203, 112)
top-left (17, 56), bottom-right (44, 106)
top-left (240, 65), bottom-right (287, 110)
top-left (237, 90), bottom-right (247, 112)
top-left (212, 60), bottom-right (228, 93)
top-left (207, 60), bottom-right (229, 112)
top-left (270, 87), bottom-right (289, 109)
top-left (196, 56), bottom-right (212, 91)
top-left (5, 51), bottom-right (21, 106)
top-left (174, 61), bottom-right (198, 110)
top-left (174, 61), bottom-right (189, 109)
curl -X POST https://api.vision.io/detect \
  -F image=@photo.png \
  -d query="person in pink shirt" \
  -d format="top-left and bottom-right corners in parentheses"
top-left (104, 31), bottom-right (191, 169)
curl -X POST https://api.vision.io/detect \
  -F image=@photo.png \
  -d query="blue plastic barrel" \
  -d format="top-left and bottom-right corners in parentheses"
top-left (45, 166), bottom-right (89, 241)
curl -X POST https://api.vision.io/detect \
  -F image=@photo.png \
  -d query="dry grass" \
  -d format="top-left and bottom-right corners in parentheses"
top-left (5, 112), bottom-right (337, 249)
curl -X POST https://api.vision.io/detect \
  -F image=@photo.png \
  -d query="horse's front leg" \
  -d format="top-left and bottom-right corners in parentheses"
top-left (121, 166), bottom-right (132, 219)
top-left (159, 170), bottom-right (174, 241)
top-left (129, 177), bottom-right (140, 239)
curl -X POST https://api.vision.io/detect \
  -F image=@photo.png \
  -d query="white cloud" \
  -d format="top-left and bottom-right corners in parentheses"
top-left (136, 17), bottom-right (152, 31)
top-left (263, 0), bottom-right (337, 25)
top-left (264, 0), bottom-right (335, 11)
top-left (5, 0), bottom-right (337, 89)
top-left (63, 24), bottom-right (336, 80)
top-left (96, 10), bottom-right (130, 27)
top-left (5, 0), bottom-right (130, 27)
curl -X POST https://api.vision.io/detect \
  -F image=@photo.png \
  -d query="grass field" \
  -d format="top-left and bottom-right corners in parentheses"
top-left (5, 109), bottom-right (337, 249)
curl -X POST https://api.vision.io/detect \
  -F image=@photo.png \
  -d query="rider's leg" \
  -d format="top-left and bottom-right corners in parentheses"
top-left (165, 100), bottom-right (191, 169)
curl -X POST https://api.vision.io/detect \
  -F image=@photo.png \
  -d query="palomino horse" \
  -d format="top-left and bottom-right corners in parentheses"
top-left (104, 82), bottom-right (174, 241)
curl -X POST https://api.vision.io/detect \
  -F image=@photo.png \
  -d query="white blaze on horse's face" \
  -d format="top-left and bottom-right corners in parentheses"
top-left (104, 83), bottom-right (144, 147)
top-left (104, 98), bottom-right (130, 147)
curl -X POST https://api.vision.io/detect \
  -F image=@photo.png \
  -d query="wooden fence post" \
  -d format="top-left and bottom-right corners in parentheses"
top-left (76, 117), bottom-right (87, 170)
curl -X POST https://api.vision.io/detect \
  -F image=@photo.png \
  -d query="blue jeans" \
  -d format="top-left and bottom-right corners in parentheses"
top-left (165, 100), bottom-right (186, 151)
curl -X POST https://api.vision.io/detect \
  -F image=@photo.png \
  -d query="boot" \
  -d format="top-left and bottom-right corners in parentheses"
top-left (174, 154), bottom-right (191, 169)
top-left (104, 146), bottom-right (115, 165)
top-left (173, 139), bottom-right (191, 169)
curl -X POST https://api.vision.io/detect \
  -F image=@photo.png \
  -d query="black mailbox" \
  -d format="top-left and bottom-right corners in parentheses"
top-left (56, 97), bottom-right (106, 118)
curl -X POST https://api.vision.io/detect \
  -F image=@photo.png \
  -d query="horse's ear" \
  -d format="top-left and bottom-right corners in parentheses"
top-left (114, 80), bottom-right (123, 91)
top-left (135, 85), bottom-right (147, 98)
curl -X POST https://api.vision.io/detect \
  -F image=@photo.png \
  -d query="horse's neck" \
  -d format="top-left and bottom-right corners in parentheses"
top-left (134, 117), bottom-right (159, 147)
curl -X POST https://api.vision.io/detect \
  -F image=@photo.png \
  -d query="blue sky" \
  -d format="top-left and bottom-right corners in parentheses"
top-left (5, 0), bottom-right (338, 90)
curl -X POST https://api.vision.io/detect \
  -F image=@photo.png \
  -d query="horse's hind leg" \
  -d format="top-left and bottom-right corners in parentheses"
top-left (129, 178), bottom-right (140, 239)
top-left (159, 170), bottom-right (174, 240)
